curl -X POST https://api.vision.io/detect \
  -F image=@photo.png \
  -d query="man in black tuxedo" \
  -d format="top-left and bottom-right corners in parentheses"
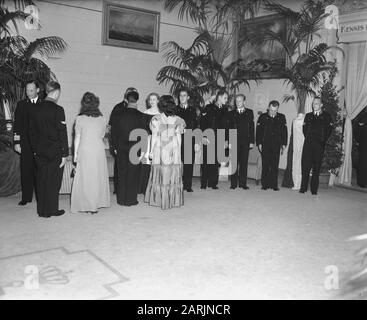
top-left (13, 80), bottom-right (42, 206)
top-left (228, 94), bottom-right (255, 189)
top-left (256, 100), bottom-right (288, 191)
top-left (175, 88), bottom-right (198, 192)
top-left (300, 97), bottom-right (333, 195)
top-left (109, 87), bottom-right (138, 194)
top-left (29, 81), bottom-right (68, 217)
top-left (356, 107), bottom-right (367, 188)
top-left (200, 89), bottom-right (229, 189)
top-left (111, 91), bottom-right (147, 206)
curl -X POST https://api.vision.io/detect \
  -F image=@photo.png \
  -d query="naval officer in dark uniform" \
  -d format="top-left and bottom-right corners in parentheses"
top-left (13, 80), bottom-right (42, 206)
top-left (228, 94), bottom-right (255, 189)
top-left (299, 97), bottom-right (333, 195)
top-left (29, 81), bottom-right (68, 217)
top-left (200, 89), bottom-right (229, 189)
top-left (175, 88), bottom-right (198, 192)
top-left (109, 87), bottom-right (138, 194)
top-left (256, 100), bottom-right (288, 191)
top-left (111, 90), bottom-right (147, 206)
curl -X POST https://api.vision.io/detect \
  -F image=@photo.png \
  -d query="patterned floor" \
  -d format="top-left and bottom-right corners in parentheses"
top-left (1, 180), bottom-right (367, 299)
top-left (0, 247), bottom-right (128, 299)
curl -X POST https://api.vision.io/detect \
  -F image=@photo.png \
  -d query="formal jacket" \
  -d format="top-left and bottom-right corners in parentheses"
top-left (200, 103), bottom-right (230, 133)
top-left (29, 97), bottom-right (69, 160)
top-left (303, 111), bottom-right (332, 144)
top-left (175, 104), bottom-right (197, 130)
top-left (109, 100), bottom-right (127, 126)
top-left (200, 103), bottom-right (218, 133)
top-left (228, 108), bottom-right (255, 145)
top-left (256, 112), bottom-right (288, 147)
top-left (176, 104), bottom-right (198, 154)
top-left (111, 107), bottom-right (147, 153)
top-left (13, 97), bottom-right (42, 148)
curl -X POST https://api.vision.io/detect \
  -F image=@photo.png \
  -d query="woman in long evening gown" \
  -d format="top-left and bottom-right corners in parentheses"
top-left (71, 92), bottom-right (110, 214)
top-left (138, 93), bottom-right (161, 194)
top-left (144, 95), bottom-right (186, 210)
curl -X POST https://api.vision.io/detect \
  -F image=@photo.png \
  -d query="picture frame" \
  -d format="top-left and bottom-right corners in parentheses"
top-left (236, 14), bottom-right (289, 79)
top-left (102, 1), bottom-right (160, 52)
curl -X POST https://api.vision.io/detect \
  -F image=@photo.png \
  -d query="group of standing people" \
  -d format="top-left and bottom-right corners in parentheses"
top-left (109, 89), bottom-right (186, 210)
top-left (13, 80), bottom-right (336, 217)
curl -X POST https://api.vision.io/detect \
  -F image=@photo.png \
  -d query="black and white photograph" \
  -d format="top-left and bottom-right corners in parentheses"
top-left (237, 14), bottom-right (288, 79)
top-left (102, 1), bottom-right (160, 51)
top-left (1, 0), bottom-right (367, 306)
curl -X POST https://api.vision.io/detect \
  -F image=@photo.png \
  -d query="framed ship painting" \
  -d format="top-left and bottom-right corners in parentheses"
top-left (237, 14), bottom-right (288, 79)
top-left (102, 1), bottom-right (160, 52)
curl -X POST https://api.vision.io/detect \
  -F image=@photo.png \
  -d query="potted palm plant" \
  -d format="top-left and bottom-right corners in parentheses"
top-left (157, 30), bottom-right (261, 105)
top-left (0, 0), bottom-right (67, 196)
top-left (158, 0), bottom-right (263, 104)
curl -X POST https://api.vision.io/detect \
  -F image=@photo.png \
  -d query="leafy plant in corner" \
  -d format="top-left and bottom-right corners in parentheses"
top-left (320, 64), bottom-right (343, 175)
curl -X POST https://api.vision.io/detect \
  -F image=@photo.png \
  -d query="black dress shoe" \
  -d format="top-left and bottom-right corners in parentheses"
top-left (200, 186), bottom-right (207, 189)
top-left (52, 210), bottom-right (65, 217)
top-left (211, 186), bottom-right (218, 190)
top-left (272, 187), bottom-right (280, 191)
top-left (230, 186), bottom-right (236, 190)
top-left (241, 186), bottom-right (249, 190)
top-left (261, 187), bottom-right (268, 190)
top-left (126, 201), bottom-right (139, 206)
top-left (38, 214), bottom-right (51, 218)
top-left (299, 190), bottom-right (306, 194)
top-left (186, 188), bottom-right (193, 192)
top-left (18, 200), bottom-right (29, 206)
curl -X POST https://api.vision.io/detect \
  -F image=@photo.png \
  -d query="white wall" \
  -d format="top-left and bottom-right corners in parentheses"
top-left (21, 0), bottom-right (311, 168)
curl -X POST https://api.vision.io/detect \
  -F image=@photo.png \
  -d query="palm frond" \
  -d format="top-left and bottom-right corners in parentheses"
top-left (22, 36), bottom-right (67, 60)
top-left (213, 0), bottom-right (262, 32)
top-left (163, 0), bottom-right (211, 28)
top-left (263, 0), bottom-right (300, 22)
top-left (188, 30), bottom-right (212, 54)
top-left (0, 0), bottom-right (34, 10)
top-left (282, 94), bottom-right (295, 103)
top-left (156, 65), bottom-right (199, 87)
top-left (0, 8), bottom-right (28, 35)
top-left (162, 41), bottom-right (187, 66)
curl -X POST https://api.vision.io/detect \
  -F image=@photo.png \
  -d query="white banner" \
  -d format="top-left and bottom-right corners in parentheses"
top-left (338, 11), bottom-right (367, 43)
